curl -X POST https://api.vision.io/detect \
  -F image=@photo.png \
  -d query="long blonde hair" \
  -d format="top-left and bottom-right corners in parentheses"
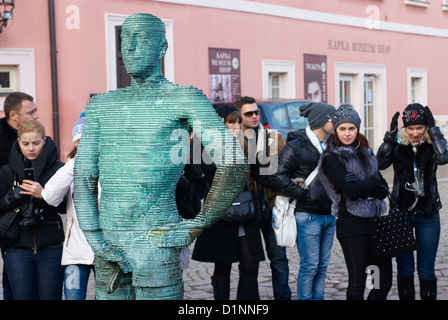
top-left (397, 127), bottom-right (432, 146)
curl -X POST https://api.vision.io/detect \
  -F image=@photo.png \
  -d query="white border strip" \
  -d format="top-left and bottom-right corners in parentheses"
top-left (151, 0), bottom-right (448, 38)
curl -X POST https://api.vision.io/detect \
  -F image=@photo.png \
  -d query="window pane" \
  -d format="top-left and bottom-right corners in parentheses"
top-left (0, 72), bottom-right (10, 89)
top-left (287, 103), bottom-right (308, 129)
top-left (272, 106), bottom-right (289, 128)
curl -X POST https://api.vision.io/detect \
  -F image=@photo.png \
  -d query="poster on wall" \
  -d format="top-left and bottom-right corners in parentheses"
top-left (208, 48), bottom-right (241, 104)
top-left (304, 54), bottom-right (327, 103)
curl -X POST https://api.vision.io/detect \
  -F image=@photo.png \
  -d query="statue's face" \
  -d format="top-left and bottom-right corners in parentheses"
top-left (121, 22), bottom-right (165, 77)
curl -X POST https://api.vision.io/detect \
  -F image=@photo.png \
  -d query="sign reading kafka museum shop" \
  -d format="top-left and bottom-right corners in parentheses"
top-left (328, 40), bottom-right (391, 54)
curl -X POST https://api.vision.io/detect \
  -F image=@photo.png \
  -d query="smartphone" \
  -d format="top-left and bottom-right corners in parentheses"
top-left (24, 168), bottom-right (35, 181)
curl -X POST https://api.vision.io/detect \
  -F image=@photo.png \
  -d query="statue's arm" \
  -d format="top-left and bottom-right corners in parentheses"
top-left (149, 87), bottom-right (249, 248)
top-left (74, 101), bottom-right (131, 272)
top-left (186, 90), bottom-right (249, 228)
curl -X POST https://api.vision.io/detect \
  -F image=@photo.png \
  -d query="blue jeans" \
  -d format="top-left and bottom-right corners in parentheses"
top-left (64, 264), bottom-right (95, 300)
top-left (396, 212), bottom-right (440, 280)
top-left (261, 215), bottom-right (291, 300)
top-left (295, 212), bottom-right (335, 300)
top-left (4, 245), bottom-right (64, 300)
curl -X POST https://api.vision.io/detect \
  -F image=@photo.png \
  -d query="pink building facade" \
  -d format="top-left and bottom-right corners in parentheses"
top-left (1, 0), bottom-right (448, 158)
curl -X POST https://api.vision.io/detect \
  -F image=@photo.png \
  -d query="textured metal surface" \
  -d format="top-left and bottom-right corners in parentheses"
top-left (73, 13), bottom-right (248, 300)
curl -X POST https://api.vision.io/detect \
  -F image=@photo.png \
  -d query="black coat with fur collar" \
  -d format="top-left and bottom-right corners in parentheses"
top-left (377, 127), bottom-right (448, 216)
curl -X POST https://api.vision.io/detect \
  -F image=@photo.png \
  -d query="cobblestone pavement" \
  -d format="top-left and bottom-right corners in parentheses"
top-left (3, 167), bottom-right (448, 300)
top-left (182, 166), bottom-right (448, 300)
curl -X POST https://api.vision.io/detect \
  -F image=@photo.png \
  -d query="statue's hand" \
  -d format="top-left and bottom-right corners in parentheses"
top-left (84, 230), bottom-right (133, 273)
top-left (148, 220), bottom-right (204, 248)
top-left (96, 245), bottom-right (133, 274)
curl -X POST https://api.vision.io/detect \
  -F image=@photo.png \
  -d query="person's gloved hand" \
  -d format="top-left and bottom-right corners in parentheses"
top-left (383, 111), bottom-right (400, 143)
top-left (345, 173), bottom-right (360, 183)
top-left (423, 106), bottom-right (435, 128)
top-left (0, 187), bottom-right (23, 213)
top-left (390, 111), bottom-right (400, 132)
top-left (9, 187), bottom-right (23, 208)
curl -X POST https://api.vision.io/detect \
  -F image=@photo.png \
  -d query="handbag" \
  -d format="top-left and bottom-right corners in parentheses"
top-left (0, 174), bottom-right (23, 248)
top-left (0, 209), bottom-right (21, 249)
top-left (222, 190), bottom-right (255, 223)
top-left (272, 195), bottom-right (297, 247)
top-left (368, 201), bottom-right (416, 258)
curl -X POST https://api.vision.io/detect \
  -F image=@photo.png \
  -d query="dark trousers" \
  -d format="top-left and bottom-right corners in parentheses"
top-left (338, 234), bottom-right (392, 300)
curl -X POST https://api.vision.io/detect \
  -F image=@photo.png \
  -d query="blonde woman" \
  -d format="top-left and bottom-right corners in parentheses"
top-left (377, 104), bottom-right (448, 300)
top-left (37, 113), bottom-right (94, 300)
top-left (0, 119), bottom-right (65, 299)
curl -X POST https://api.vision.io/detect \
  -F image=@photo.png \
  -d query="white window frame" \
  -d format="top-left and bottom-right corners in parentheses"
top-left (262, 60), bottom-right (295, 100)
top-left (404, 0), bottom-right (430, 8)
top-left (335, 63), bottom-right (387, 152)
top-left (407, 68), bottom-right (427, 105)
top-left (0, 65), bottom-right (18, 93)
top-left (443, 0), bottom-right (448, 11)
top-left (0, 48), bottom-right (36, 111)
top-left (106, 14), bottom-right (175, 91)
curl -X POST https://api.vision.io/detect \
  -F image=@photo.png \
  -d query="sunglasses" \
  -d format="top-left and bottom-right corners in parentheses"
top-left (243, 109), bottom-right (260, 117)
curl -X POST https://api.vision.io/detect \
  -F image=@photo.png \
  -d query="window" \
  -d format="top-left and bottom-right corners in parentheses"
top-left (0, 49), bottom-right (36, 110)
top-left (269, 73), bottom-right (281, 99)
top-left (272, 106), bottom-right (289, 129)
top-left (364, 76), bottom-right (375, 149)
top-left (336, 63), bottom-right (387, 151)
top-left (339, 75), bottom-right (353, 105)
top-left (408, 68), bottom-right (427, 105)
top-left (287, 103), bottom-right (308, 129)
top-left (262, 60), bottom-right (295, 99)
top-left (443, 0), bottom-right (448, 11)
top-left (0, 66), bottom-right (18, 94)
top-left (404, 0), bottom-right (430, 8)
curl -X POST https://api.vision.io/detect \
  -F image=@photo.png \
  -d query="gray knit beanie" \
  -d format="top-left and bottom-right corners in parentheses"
top-left (299, 102), bottom-right (336, 130)
top-left (333, 103), bottom-right (361, 129)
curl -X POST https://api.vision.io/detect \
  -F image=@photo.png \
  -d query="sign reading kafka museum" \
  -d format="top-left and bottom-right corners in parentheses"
top-left (328, 40), bottom-right (391, 54)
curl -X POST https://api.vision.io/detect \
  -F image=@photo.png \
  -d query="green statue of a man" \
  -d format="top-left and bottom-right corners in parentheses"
top-left (74, 13), bottom-right (248, 300)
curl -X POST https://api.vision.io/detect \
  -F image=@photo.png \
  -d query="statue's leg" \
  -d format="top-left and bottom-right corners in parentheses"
top-left (94, 257), bottom-right (134, 300)
top-left (134, 281), bottom-right (184, 300)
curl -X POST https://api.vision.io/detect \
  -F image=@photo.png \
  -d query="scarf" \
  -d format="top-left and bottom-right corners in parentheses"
top-left (318, 133), bottom-right (386, 218)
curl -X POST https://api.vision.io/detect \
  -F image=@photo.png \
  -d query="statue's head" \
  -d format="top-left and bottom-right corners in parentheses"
top-left (121, 13), bottom-right (168, 78)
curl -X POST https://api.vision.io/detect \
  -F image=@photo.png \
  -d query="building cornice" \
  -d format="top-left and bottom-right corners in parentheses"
top-left (152, 0), bottom-right (448, 38)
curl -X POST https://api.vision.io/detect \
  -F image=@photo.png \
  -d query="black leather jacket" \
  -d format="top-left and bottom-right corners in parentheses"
top-left (270, 129), bottom-right (332, 215)
top-left (377, 127), bottom-right (448, 216)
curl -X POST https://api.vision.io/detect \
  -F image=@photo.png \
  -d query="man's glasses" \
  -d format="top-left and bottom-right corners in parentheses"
top-left (243, 109), bottom-right (260, 117)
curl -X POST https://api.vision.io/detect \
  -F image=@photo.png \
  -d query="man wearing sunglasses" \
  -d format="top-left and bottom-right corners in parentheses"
top-left (234, 96), bottom-right (290, 300)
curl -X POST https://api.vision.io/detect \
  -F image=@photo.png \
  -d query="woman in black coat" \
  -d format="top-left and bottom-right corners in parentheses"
top-left (192, 105), bottom-right (265, 300)
top-left (319, 104), bottom-right (391, 300)
top-left (377, 104), bottom-right (448, 300)
top-left (0, 119), bottom-right (65, 300)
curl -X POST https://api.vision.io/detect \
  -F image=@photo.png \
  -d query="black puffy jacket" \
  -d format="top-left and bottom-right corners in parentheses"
top-left (0, 137), bottom-right (66, 249)
top-left (270, 129), bottom-right (332, 215)
top-left (377, 127), bottom-right (448, 216)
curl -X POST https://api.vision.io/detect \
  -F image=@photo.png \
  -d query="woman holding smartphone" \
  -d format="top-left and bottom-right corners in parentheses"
top-left (0, 119), bottom-right (65, 300)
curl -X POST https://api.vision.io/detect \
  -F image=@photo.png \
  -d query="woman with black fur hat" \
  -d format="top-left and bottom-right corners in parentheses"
top-left (377, 104), bottom-right (448, 300)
